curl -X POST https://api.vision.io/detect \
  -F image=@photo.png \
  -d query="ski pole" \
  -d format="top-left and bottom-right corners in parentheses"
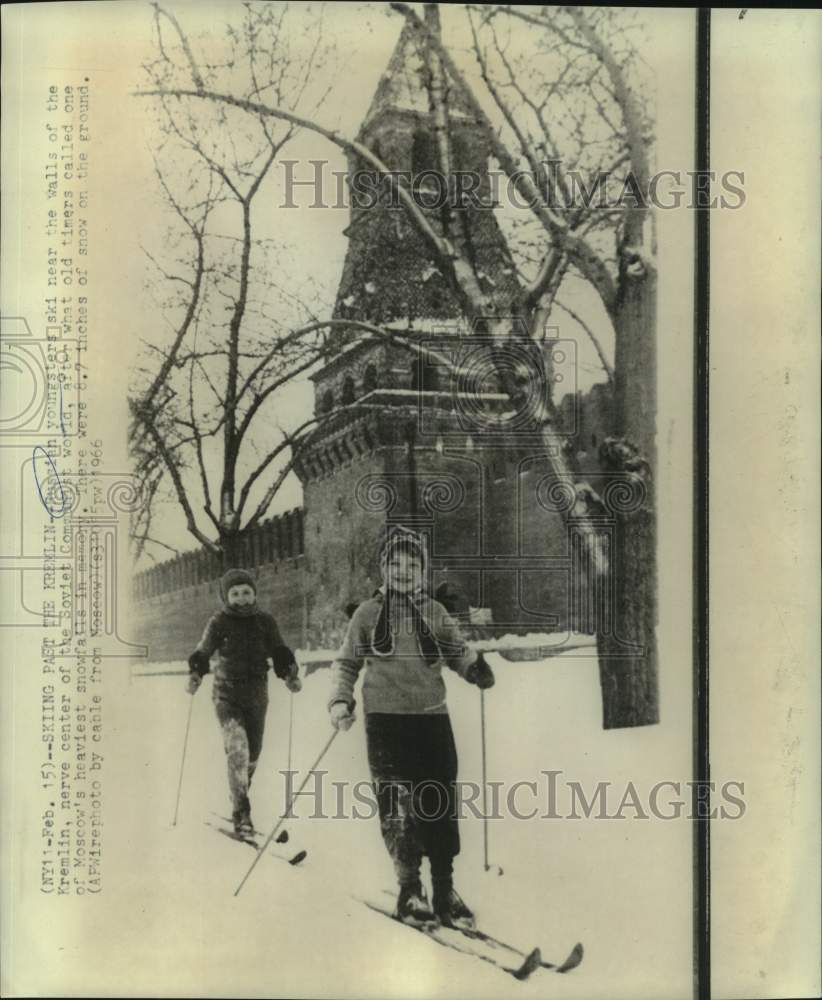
top-left (480, 687), bottom-right (489, 870)
top-left (172, 693), bottom-right (196, 827)
top-left (480, 688), bottom-right (503, 875)
top-left (284, 689), bottom-right (296, 819)
top-left (287, 690), bottom-right (294, 782)
top-left (273, 691), bottom-right (297, 839)
top-left (234, 728), bottom-right (338, 896)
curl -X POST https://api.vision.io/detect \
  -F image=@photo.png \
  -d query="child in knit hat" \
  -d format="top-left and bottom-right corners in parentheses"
top-left (328, 525), bottom-right (495, 929)
top-left (187, 568), bottom-right (301, 836)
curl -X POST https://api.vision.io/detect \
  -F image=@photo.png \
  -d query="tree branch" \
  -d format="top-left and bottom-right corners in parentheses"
top-left (389, 2), bottom-right (618, 316)
top-left (151, 2), bottom-right (206, 91)
top-left (131, 400), bottom-right (220, 554)
top-left (552, 298), bottom-right (614, 383)
top-left (134, 86), bottom-right (454, 268)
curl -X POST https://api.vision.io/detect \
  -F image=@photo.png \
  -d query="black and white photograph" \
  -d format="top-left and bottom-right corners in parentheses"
top-left (0, 5), bottom-right (819, 999)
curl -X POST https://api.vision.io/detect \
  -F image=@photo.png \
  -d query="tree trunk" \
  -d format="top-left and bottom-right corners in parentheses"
top-left (596, 260), bottom-right (659, 728)
top-left (220, 532), bottom-right (242, 571)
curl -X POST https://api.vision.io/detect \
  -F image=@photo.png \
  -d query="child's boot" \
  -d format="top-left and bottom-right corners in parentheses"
top-left (232, 794), bottom-right (254, 837)
top-left (432, 884), bottom-right (475, 930)
top-left (431, 856), bottom-right (475, 930)
top-left (394, 879), bottom-right (438, 929)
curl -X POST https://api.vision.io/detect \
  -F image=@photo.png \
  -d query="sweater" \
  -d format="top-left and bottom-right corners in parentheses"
top-left (194, 606), bottom-right (296, 685)
top-left (328, 592), bottom-right (477, 715)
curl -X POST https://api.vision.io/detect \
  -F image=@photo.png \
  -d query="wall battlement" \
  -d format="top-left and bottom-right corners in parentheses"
top-left (132, 508), bottom-right (304, 600)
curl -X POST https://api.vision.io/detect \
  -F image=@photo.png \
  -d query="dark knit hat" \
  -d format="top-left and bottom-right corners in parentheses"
top-left (378, 525), bottom-right (427, 575)
top-left (220, 568), bottom-right (257, 601)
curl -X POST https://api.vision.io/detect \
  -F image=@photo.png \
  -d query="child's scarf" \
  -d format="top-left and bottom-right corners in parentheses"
top-left (371, 588), bottom-right (469, 664)
top-left (223, 602), bottom-right (258, 618)
top-left (371, 588), bottom-right (442, 664)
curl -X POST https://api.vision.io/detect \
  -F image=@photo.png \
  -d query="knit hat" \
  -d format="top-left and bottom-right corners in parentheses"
top-left (373, 526), bottom-right (430, 662)
top-left (378, 525), bottom-right (428, 577)
top-left (220, 568), bottom-right (257, 602)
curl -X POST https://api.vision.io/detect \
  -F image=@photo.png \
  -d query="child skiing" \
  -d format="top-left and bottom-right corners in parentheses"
top-left (328, 526), bottom-right (495, 929)
top-left (187, 568), bottom-right (301, 836)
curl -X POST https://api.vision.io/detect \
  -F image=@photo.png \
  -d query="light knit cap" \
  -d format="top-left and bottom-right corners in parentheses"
top-left (378, 525), bottom-right (427, 578)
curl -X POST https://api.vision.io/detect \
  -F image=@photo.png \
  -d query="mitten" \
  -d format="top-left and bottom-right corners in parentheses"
top-left (285, 675), bottom-right (302, 694)
top-left (271, 645), bottom-right (297, 680)
top-left (329, 701), bottom-right (356, 731)
top-left (188, 649), bottom-right (210, 677)
top-left (465, 652), bottom-right (495, 690)
top-left (186, 673), bottom-right (202, 695)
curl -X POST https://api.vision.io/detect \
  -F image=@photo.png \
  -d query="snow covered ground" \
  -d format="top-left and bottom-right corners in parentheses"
top-left (92, 648), bottom-right (693, 998)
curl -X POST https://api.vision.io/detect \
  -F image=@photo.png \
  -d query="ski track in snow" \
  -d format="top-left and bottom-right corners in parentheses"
top-left (101, 648), bottom-right (691, 997)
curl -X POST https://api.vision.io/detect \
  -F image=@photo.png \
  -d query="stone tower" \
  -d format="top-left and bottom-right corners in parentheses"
top-left (295, 18), bottom-right (575, 647)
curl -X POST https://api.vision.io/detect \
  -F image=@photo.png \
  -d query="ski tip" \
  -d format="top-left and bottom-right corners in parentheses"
top-left (276, 830), bottom-right (289, 844)
top-left (288, 849), bottom-right (307, 866)
top-left (556, 941), bottom-right (584, 973)
top-left (513, 947), bottom-right (542, 981)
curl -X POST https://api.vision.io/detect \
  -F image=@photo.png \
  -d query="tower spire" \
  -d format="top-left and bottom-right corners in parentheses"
top-left (361, 12), bottom-right (471, 135)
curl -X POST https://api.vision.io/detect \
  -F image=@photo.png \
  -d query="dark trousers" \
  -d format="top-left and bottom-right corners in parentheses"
top-left (213, 679), bottom-right (268, 817)
top-left (365, 713), bottom-right (460, 887)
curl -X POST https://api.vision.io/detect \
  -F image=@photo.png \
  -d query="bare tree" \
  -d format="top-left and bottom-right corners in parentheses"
top-left (135, 3), bottom-right (658, 727)
top-left (455, 4), bottom-right (657, 729)
top-left (131, 3), bottom-right (340, 567)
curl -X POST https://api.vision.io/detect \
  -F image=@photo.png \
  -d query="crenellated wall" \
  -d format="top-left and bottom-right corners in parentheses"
top-left (132, 508), bottom-right (304, 600)
top-left (131, 509), bottom-right (307, 662)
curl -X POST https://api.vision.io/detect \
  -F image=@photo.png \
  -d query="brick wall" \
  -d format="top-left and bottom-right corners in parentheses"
top-left (131, 510), bottom-right (307, 663)
top-left (130, 555), bottom-right (307, 664)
